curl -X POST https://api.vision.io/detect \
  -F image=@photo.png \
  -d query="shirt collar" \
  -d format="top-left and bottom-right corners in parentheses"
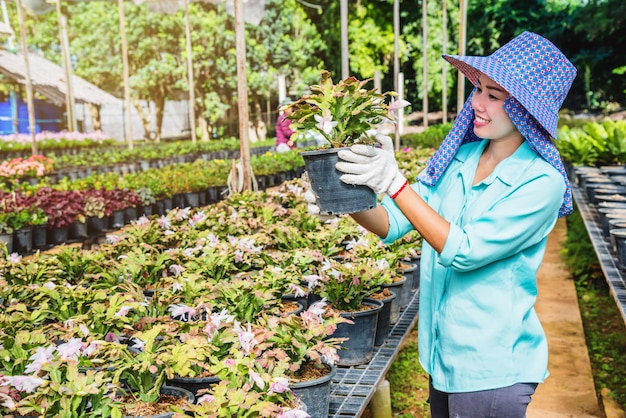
top-left (455, 140), bottom-right (538, 187)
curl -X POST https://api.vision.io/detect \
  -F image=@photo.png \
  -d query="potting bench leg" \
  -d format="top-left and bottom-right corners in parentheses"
top-left (369, 379), bottom-right (392, 418)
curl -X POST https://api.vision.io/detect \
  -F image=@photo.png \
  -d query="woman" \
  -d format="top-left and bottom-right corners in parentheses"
top-left (275, 98), bottom-right (296, 152)
top-left (313, 32), bottom-right (577, 417)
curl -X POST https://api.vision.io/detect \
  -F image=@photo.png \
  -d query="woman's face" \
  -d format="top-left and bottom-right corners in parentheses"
top-left (471, 74), bottom-right (520, 143)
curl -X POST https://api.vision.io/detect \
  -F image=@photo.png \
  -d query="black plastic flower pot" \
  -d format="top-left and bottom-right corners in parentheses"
top-left (374, 291), bottom-right (396, 346)
top-left (165, 375), bottom-right (219, 399)
top-left (301, 148), bottom-right (377, 216)
top-left (291, 364), bottom-right (336, 418)
top-left (13, 227), bottom-right (33, 253)
top-left (381, 276), bottom-right (407, 325)
top-left (333, 298), bottom-right (384, 366)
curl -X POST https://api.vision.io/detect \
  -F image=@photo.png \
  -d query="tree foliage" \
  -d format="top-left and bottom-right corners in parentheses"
top-left (2, 0), bottom-right (626, 138)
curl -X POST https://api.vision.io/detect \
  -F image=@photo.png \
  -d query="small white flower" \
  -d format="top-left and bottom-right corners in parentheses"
top-left (269, 376), bottom-right (290, 393)
top-left (24, 345), bottom-right (55, 374)
top-left (56, 338), bottom-right (84, 362)
top-left (314, 114), bottom-right (338, 135)
top-left (3, 375), bottom-right (46, 393)
top-left (169, 264), bottom-right (185, 276)
top-left (106, 234), bottom-right (121, 245)
top-left (115, 306), bottom-right (132, 317)
top-left (248, 369), bottom-right (265, 390)
top-left (389, 98), bottom-right (411, 112)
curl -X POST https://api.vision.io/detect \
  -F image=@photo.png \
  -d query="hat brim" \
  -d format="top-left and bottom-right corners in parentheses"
top-left (443, 54), bottom-right (557, 137)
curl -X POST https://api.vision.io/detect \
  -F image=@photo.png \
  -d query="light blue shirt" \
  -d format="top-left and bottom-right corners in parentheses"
top-left (381, 139), bottom-right (565, 393)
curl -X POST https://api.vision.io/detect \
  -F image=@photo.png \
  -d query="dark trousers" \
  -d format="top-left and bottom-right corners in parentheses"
top-left (429, 379), bottom-right (538, 418)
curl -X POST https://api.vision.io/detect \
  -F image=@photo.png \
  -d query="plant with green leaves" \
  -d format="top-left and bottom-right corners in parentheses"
top-left (108, 324), bottom-right (170, 405)
top-left (287, 70), bottom-right (408, 148)
top-left (0, 338), bottom-right (122, 418)
top-left (309, 256), bottom-right (391, 311)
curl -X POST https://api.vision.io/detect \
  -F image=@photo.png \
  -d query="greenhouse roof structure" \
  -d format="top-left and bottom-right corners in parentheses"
top-left (0, 48), bottom-right (120, 107)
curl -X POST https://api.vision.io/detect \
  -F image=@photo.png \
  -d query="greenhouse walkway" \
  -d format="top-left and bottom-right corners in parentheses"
top-left (527, 217), bottom-right (618, 418)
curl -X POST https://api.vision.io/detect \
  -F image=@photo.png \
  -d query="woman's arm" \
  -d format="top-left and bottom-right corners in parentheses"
top-left (350, 186), bottom-right (450, 254)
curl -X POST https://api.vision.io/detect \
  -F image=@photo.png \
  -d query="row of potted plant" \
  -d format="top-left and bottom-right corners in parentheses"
top-left (0, 150), bottom-right (306, 247)
top-left (0, 173), bottom-right (424, 416)
top-left (0, 131), bottom-right (116, 155)
top-left (0, 134), bottom-right (274, 187)
top-left (556, 119), bottom-right (626, 169)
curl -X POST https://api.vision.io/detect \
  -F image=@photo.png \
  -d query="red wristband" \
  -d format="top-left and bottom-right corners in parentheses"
top-left (391, 179), bottom-right (409, 199)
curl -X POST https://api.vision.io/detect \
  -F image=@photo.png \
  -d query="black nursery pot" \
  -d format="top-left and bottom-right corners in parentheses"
top-left (301, 147), bottom-right (377, 215)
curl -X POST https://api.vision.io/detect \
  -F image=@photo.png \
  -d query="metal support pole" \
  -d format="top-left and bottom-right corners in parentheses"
top-left (442, 0), bottom-right (447, 123)
top-left (184, 0), bottom-right (197, 143)
top-left (393, 0), bottom-right (399, 92)
top-left (422, 0), bottom-right (428, 129)
top-left (234, 0), bottom-right (251, 191)
top-left (15, 0), bottom-right (37, 155)
top-left (457, 0), bottom-right (468, 113)
top-left (340, 0), bottom-right (348, 79)
top-left (118, 0), bottom-right (133, 149)
top-left (56, 0), bottom-right (76, 132)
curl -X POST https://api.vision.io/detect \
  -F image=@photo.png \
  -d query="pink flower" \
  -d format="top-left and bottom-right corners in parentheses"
top-left (106, 234), bottom-right (122, 245)
top-left (302, 274), bottom-right (320, 291)
top-left (131, 338), bottom-right (145, 352)
top-left (56, 338), bottom-right (83, 362)
top-left (314, 114), bottom-right (337, 135)
top-left (248, 369), bottom-right (265, 389)
top-left (211, 309), bottom-right (235, 327)
top-left (0, 392), bottom-right (17, 410)
top-left (189, 212), bottom-right (206, 226)
top-left (24, 346), bottom-right (55, 374)
top-left (157, 215), bottom-right (171, 230)
top-left (196, 394), bottom-right (215, 404)
top-left (115, 306), bottom-right (132, 317)
top-left (168, 303), bottom-right (197, 321)
top-left (234, 321), bottom-right (258, 355)
top-left (269, 377), bottom-right (290, 394)
top-left (3, 375), bottom-right (46, 393)
top-left (174, 207), bottom-right (191, 221)
top-left (169, 264), bottom-right (185, 276)
top-left (82, 341), bottom-right (102, 357)
top-left (388, 98), bottom-right (411, 112)
top-left (288, 283), bottom-right (306, 298)
top-left (135, 216), bottom-right (150, 226)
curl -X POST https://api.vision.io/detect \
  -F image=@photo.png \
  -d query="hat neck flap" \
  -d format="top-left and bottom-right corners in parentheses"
top-left (417, 89), bottom-right (573, 217)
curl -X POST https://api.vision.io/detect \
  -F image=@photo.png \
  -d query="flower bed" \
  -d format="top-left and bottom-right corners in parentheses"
top-left (0, 160), bottom-right (429, 416)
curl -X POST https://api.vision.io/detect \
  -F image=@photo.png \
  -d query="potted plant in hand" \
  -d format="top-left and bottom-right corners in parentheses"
top-left (287, 70), bottom-right (409, 215)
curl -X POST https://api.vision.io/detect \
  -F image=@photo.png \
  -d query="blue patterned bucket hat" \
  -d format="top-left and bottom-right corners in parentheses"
top-left (418, 31), bottom-right (577, 217)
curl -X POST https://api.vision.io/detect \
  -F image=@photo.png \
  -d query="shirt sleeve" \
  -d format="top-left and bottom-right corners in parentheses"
top-left (438, 168), bottom-right (565, 271)
top-left (380, 182), bottom-right (427, 245)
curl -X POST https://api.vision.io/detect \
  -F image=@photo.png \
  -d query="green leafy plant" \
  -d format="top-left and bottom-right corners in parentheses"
top-left (0, 338), bottom-right (122, 417)
top-left (287, 70), bottom-right (409, 148)
top-left (308, 256), bottom-right (391, 311)
top-left (108, 324), bottom-right (170, 405)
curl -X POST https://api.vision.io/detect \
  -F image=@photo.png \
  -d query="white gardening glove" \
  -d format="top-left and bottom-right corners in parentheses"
top-left (336, 134), bottom-right (407, 197)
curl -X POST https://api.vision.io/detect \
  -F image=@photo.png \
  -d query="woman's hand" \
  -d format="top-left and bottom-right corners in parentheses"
top-left (336, 134), bottom-right (407, 197)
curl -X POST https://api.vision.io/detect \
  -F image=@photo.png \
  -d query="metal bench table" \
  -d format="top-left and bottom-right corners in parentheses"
top-left (572, 183), bottom-right (626, 325)
top-left (329, 289), bottom-right (420, 417)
